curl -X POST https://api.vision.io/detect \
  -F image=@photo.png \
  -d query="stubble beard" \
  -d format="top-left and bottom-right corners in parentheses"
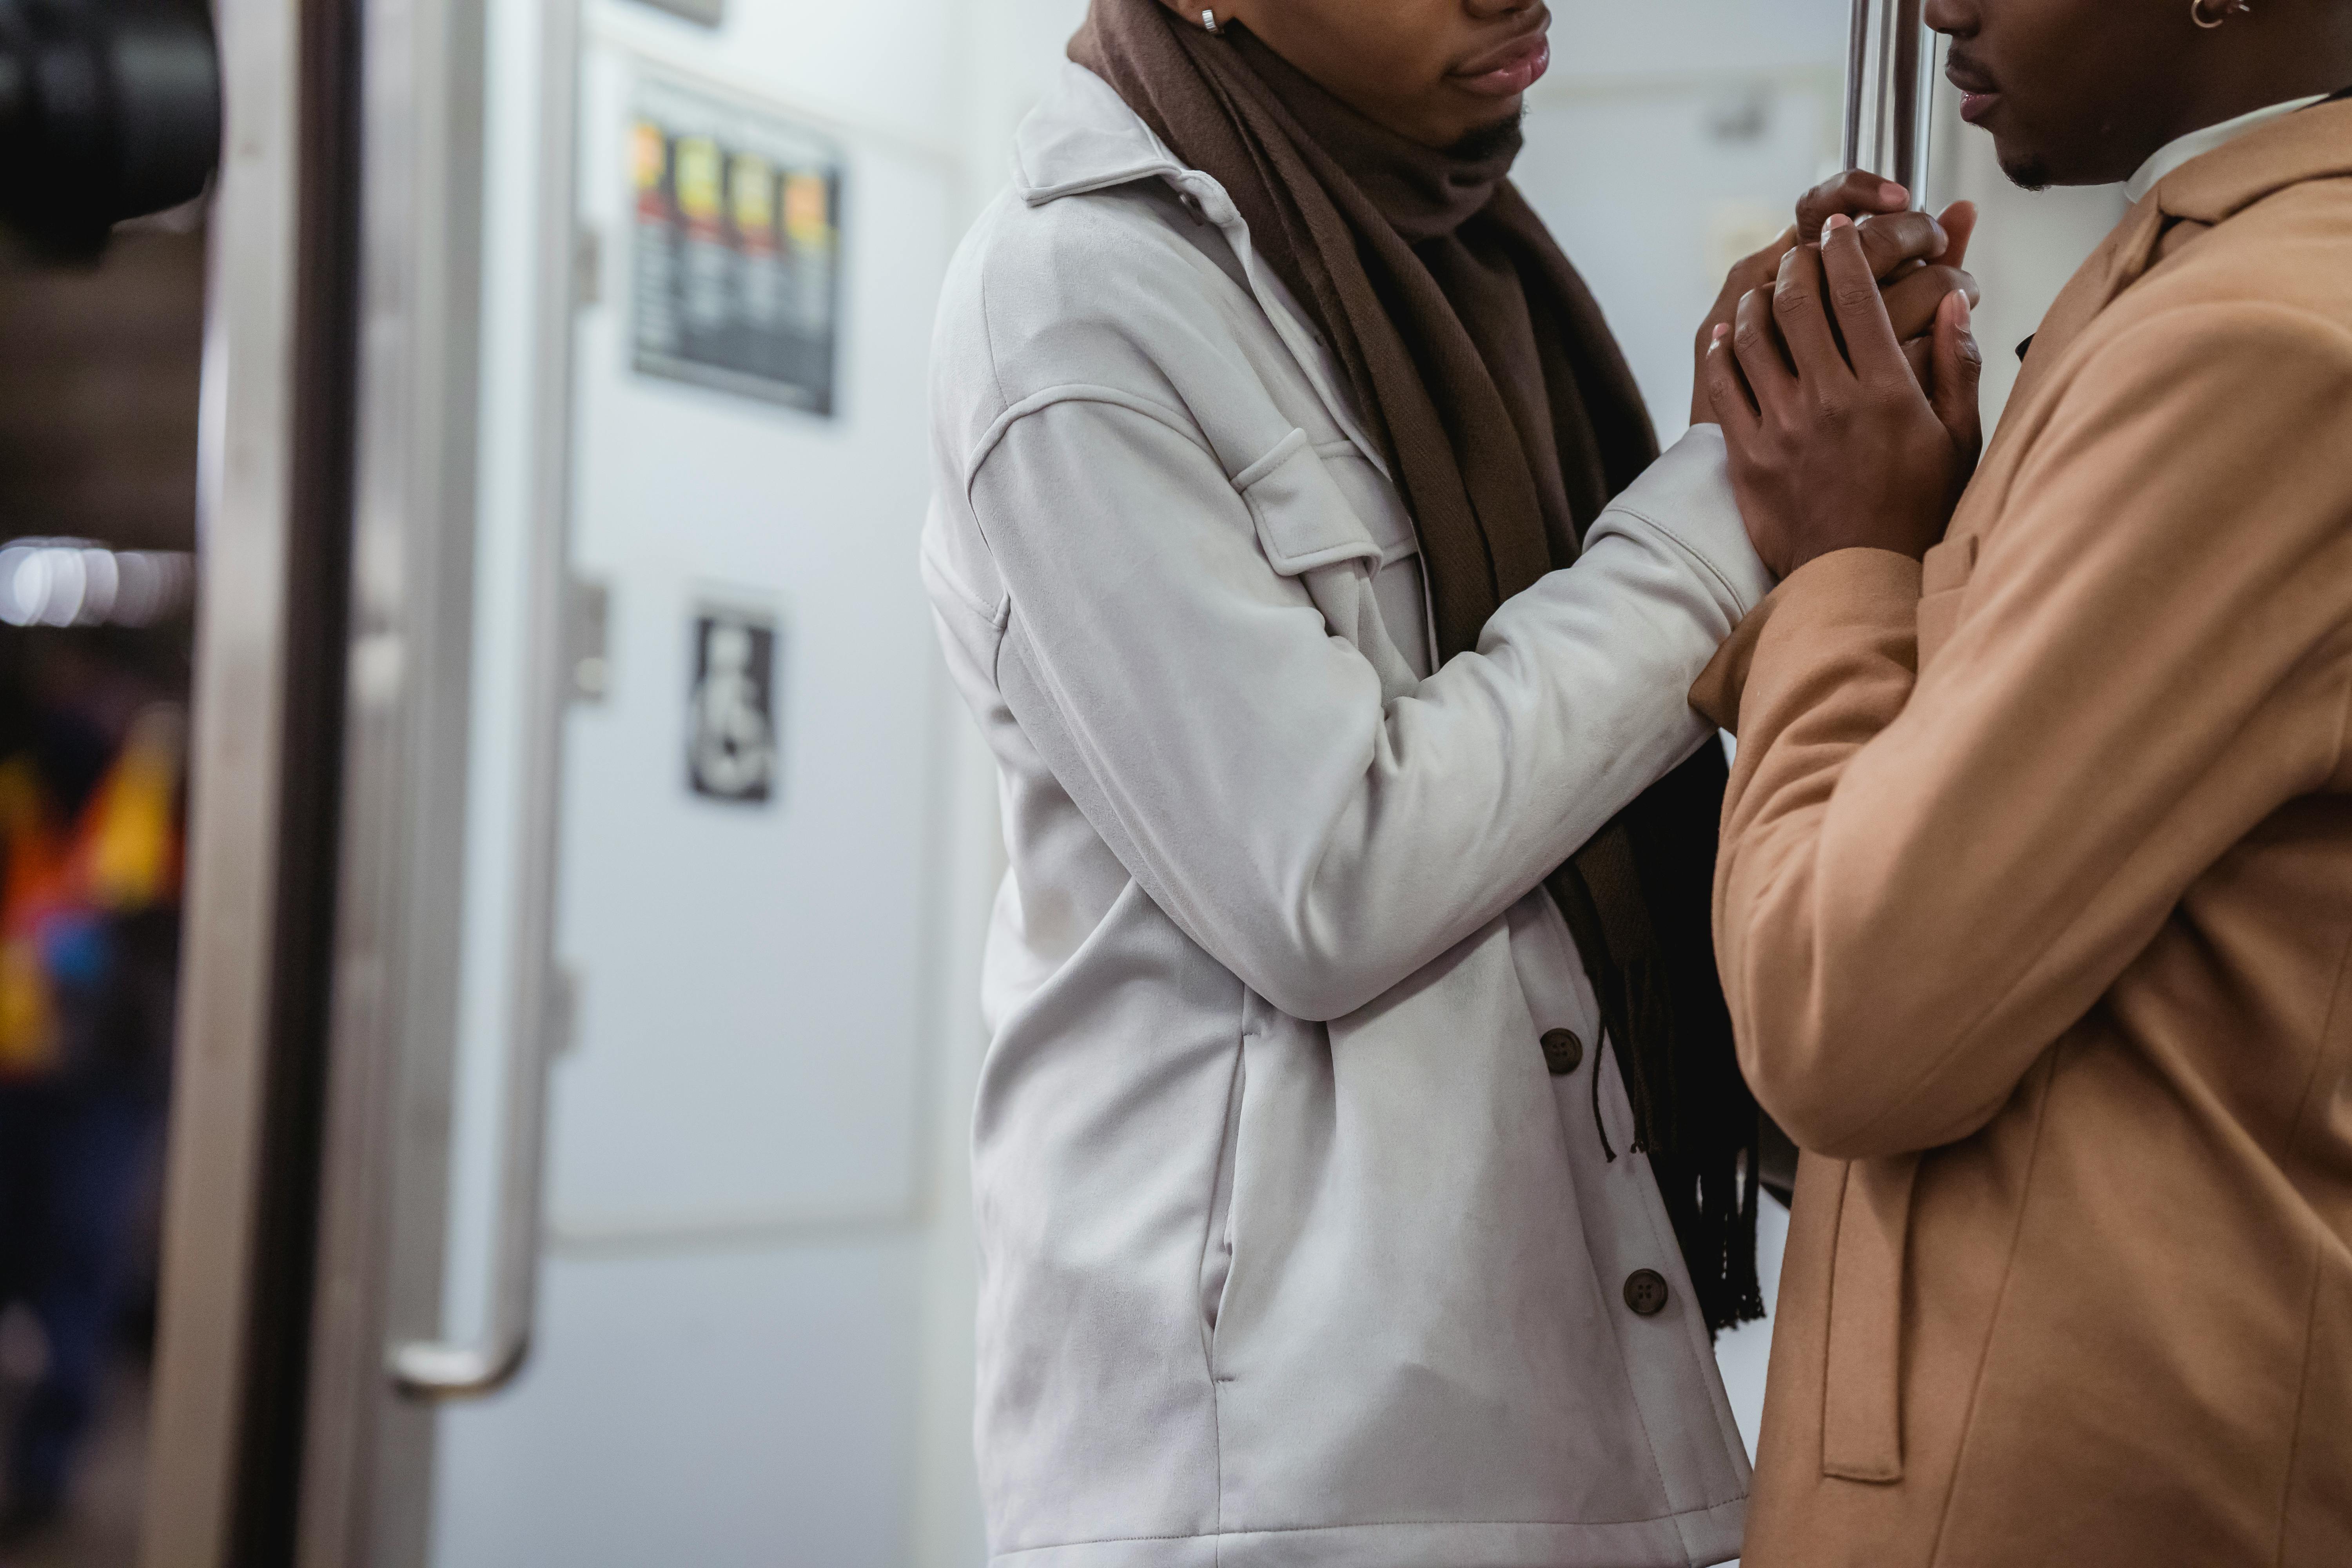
top-left (1998, 142), bottom-right (2054, 192)
top-left (1448, 105), bottom-right (1527, 163)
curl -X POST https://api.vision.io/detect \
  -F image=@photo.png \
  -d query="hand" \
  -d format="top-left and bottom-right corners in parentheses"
top-left (1704, 212), bottom-right (1984, 579)
top-left (1803, 172), bottom-right (1983, 390)
top-left (1689, 174), bottom-right (1980, 427)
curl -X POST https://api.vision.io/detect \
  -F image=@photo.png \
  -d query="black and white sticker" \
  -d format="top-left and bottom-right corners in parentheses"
top-left (687, 604), bottom-right (780, 805)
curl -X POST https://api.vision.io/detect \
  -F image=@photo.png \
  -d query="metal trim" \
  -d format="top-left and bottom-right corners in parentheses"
top-left (138, 18), bottom-right (301, 1562)
top-left (141, 0), bottom-right (369, 1556)
top-left (382, 0), bottom-right (581, 1411)
top-left (289, 0), bottom-right (489, 1544)
top-left (292, 0), bottom-right (582, 1556)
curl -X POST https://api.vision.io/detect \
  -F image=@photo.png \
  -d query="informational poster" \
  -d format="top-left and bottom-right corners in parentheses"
top-left (631, 72), bottom-right (842, 414)
top-left (687, 603), bottom-right (781, 806)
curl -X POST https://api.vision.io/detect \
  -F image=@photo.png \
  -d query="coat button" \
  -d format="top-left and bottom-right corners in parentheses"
top-left (1541, 1027), bottom-right (1583, 1076)
top-left (1624, 1269), bottom-right (1670, 1316)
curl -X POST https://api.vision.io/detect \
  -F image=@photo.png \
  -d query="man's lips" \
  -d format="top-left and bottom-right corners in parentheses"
top-left (1947, 57), bottom-right (2000, 124)
top-left (1451, 33), bottom-right (1551, 98)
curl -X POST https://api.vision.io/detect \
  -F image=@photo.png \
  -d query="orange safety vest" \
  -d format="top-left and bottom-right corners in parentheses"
top-left (0, 705), bottom-right (184, 1078)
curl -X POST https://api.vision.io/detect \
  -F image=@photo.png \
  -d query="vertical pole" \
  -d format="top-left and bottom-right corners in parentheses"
top-left (1844, 0), bottom-right (1938, 207)
top-left (142, 0), bottom-right (364, 1554)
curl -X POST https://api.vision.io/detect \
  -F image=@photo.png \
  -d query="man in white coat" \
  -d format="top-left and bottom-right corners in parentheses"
top-left (921, 2), bottom-right (1976, 1564)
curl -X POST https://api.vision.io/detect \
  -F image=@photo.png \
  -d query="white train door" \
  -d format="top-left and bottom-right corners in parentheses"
top-left (143, 0), bottom-right (1004, 1563)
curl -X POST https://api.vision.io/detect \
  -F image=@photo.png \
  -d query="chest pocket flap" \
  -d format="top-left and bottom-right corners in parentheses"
top-left (1236, 428), bottom-right (1410, 575)
top-left (1236, 428), bottom-right (1421, 702)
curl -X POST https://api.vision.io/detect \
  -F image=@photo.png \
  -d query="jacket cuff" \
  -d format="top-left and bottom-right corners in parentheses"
top-left (1588, 425), bottom-right (1774, 621)
top-left (1691, 547), bottom-right (1924, 732)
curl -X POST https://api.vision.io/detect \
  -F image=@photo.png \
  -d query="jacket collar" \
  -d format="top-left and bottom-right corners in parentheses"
top-left (1013, 61), bottom-right (1187, 206)
top-left (1004, 61), bottom-right (1396, 483)
top-left (2125, 94), bottom-right (2326, 203)
top-left (1991, 96), bottom-right (2352, 470)
top-left (2154, 97), bottom-right (2352, 224)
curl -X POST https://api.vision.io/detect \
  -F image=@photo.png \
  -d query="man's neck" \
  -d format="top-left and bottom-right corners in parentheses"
top-left (2146, 43), bottom-right (2352, 156)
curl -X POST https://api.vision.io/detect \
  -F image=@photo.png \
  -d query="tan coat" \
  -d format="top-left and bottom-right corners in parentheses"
top-left (1693, 102), bottom-right (2352, 1566)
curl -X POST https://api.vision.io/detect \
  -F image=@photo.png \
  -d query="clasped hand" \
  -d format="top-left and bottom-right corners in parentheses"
top-left (1699, 174), bottom-right (1986, 580)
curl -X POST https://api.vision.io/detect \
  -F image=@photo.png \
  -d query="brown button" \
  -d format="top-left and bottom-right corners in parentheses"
top-left (1540, 1028), bottom-right (1584, 1076)
top-left (1623, 1269), bottom-right (1670, 1317)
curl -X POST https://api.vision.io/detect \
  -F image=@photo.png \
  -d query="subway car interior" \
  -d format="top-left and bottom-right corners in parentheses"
top-left (0, 0), bottom-right (2128, 1564)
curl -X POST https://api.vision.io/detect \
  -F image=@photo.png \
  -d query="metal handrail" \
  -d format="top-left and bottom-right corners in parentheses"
top-left (388, 0), bottom-right (582, 1405)
top-left (1845, 0), bottom-right (1938, 203)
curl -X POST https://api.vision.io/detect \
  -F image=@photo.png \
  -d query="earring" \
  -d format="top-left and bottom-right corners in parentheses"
top-left (1201, 9), bottom-right (1223, 33)
top-left (2192, 0), bottom-right (2251, 28)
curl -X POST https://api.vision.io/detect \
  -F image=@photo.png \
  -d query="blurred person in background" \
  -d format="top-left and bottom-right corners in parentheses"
top-left (0, 634), bottom-right (183, 1546)
top-left (1694, 0), bottom-right (2352, 1563)
top-left (921, 0), bottom-right (1974, 1563)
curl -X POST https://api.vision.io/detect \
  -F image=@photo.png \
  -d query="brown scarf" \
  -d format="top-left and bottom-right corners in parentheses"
top-left (1072, 0), bottom-right (1762, 1330)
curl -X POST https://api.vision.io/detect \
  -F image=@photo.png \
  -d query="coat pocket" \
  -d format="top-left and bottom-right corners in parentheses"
top-left (1237, 430), bottom-right (1423, 700)
top-left (1236, 428), bottom-right (1388, 575)
top-left (1822, 1153), bottom-right (1920, 1483)
top-left (1200, 1042), bottom-right (1245, 1343)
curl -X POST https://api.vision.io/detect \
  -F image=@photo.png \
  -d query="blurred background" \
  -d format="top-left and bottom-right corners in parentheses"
top-left (0, 1), bottom-right (2122, 1565)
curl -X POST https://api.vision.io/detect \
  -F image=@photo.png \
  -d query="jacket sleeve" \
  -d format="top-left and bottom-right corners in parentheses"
top-left (1694, 303), bottom-right (2352, 1160)
top-left (964, 392), bottom-right (1768, 1023)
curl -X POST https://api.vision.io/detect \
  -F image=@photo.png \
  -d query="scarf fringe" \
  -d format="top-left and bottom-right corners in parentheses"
top-left (1577, 903), bottom-right (1765, 1336)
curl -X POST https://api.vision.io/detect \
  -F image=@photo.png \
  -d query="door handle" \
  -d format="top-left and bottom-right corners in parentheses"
top-left (388, 0), bottom-right (583, 1404)
top-left (388, 969), bottom-right (575, 1397)
top-left (1844, 0), bottom-right (1937, 203)
top-left (387, 963), bottom-right (554, 1398)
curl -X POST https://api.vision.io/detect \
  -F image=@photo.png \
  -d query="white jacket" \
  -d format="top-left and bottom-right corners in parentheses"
top-left (923, 62), bottom-right (1771, 1568)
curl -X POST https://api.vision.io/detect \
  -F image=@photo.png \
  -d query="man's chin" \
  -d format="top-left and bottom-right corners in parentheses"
top-left (1990, 127), bottom-right (2122, 193)
top-left (1996, 140), bottom-right (2054, 193)
top-left (1446, 107), bottom-right (1526, 163)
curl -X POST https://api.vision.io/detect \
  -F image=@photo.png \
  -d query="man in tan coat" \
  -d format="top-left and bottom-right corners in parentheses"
top-left (1693, 0), bottom-right (2352, 1562)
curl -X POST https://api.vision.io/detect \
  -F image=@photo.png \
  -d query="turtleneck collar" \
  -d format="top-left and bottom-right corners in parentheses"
top-left (1228, 26), bottom-right (1520, 245)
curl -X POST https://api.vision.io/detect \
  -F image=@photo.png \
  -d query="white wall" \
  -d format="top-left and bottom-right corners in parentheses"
top-left (429, 2), bottom-right (1013, 1564)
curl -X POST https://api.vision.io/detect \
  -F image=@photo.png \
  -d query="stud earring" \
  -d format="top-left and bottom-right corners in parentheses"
top-left (1201, 9), bottom-right (1223, 33)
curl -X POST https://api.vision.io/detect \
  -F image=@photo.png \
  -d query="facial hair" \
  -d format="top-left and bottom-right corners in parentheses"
top-left (1447, 105), bottom-right (1526, 164)
top-left (2001, 150), bottom-right (2053, 192)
